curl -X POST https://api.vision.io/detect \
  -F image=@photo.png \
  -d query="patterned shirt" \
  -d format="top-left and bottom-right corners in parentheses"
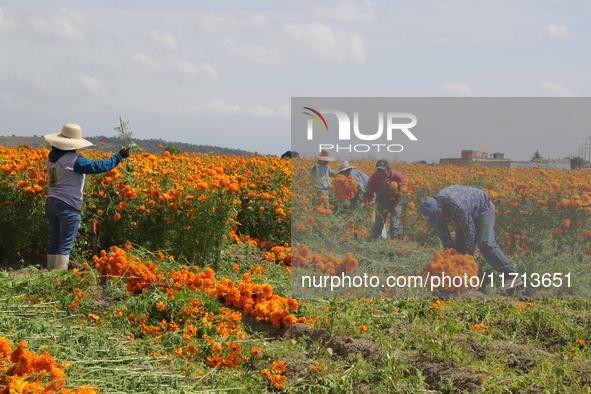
top-left (435, 185), bottom-right (495, 255)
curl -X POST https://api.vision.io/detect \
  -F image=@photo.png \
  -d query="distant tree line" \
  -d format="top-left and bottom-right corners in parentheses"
top-left (83, 136), bottom-right (255, 157)
top-left (0, 135), bottom-right (259, 157)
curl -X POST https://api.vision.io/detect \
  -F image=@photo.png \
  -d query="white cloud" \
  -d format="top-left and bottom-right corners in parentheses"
top-left (0, 90), bottom-right (30, 109)
top-left (219, 23), bottom-right (366, 65)
top-left (0, 6), bottom-right (16, 33)
top-left (148, 30), bottom-right (179, 53)
top-left (175, 99), bottom-right (288, 118)
top-left (0, 7), bottom-right (27, 37)
top-left (79, 75), bottom-right (110, 96)
top-left (198, 13), bottom-right (271, 33)
top-left (250, 105), bottom-right (275, 117)
top-left (537, 81), bottom-right (576, 97)
top-left (276, 105), bottom-right (291, 119)
top-left (173, 61), bottom-right (219, 80)
top-left (221, 38), bottom-right (286, 64)
top-left (128, 53), bottom-right (166, 74)
top-left (310, 0), bottom-right (375, 23)
top-left (440, 81), bottom-right (474, 96)
top-left (283, 23), bottom-right (366, 65)
top-left (23, 73), bottom-right (53, 96)
top-left (205, 99), bottom-right (240, 114)
top-left (545, 24), bottom-right (571, 39)
top-left (25, 7), bottom-right (89, 43)
top-left (126, 53), bottom-right (219, 80)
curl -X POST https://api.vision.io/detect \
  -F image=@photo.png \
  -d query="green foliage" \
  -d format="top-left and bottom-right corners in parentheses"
top-left (164, 146), bottom-right (180, 155)
top-left (114, 117), bottom-right (138, 150)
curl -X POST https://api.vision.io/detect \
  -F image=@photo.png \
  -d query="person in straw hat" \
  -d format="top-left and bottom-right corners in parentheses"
top-left (336, 160), bottom-right (369, 204)
top-left (43, 123), bottom-right (130, 271)
top-left (309, 149), bottom-right (337, 208)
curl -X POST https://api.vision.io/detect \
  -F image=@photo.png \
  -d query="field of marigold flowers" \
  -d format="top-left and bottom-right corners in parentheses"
top-left (1, 144), bottom-right (591, 392)
top-left (291, 157), bottom-right (591, 297)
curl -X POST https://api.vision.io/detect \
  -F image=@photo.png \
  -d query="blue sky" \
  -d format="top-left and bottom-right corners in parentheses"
top-left (1, 1), bottom-right (589, 161)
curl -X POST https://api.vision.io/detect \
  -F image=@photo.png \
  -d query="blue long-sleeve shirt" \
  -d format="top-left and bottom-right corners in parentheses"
top-left (74, 153), bottom-right (122, 174)
top-left (48, 148), bottom-right (122, 174)
top-left (434, 185), bottom-right (495, 255)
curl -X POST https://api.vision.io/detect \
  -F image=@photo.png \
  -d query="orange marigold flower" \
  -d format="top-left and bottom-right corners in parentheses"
top-left (269, 374), bottom-right (287, 389)
top-left (272, 360), bottom-right (286, 374)
top-left (283, 314), bottom-right (297, 327)
top-left (286, 297), bottom-right (299, 311)
top-left (359, 325), bottom-right (367, 333)
top-left (0, 336), bottom-right (12, 358)
top-left (260, 368), bottom-right (271, 379)
top-left (262, 284), bottom-right (273, 297)
top-left (249, 346), bottom-right (262, 356)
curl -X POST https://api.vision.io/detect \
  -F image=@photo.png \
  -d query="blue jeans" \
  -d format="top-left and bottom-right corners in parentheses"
top-left (373, 204), bottom-right (402, 239)
top-left (455, 212), bottom-right (518, 275)
top-left (45, 197), bottom-right (81, 255)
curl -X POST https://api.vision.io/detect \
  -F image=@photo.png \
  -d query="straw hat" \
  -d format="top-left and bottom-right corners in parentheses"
top-left (337, 160), bottom-right (355, 172)
top-left (43, 123), bottom-right (94, 150)
top-left (315, 149), bottom-right (336, 162)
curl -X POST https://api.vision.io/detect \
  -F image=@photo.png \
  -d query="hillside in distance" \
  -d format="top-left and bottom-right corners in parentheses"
top-left (0, 135), bottom-right (257, 157)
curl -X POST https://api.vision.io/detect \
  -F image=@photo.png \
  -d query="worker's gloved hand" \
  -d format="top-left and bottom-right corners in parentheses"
top-left (118, 148), bottom-right (130, 159)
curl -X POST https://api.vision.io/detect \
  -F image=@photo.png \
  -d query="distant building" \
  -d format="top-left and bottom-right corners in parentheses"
top-left (440, 150), bottom-right (489, 166)
top-left (440, 150), bottom-right (511, 168)
top-left (440, 149), bottom-right (570, 170)
top-left (511, 159), bottom-right (571, 170)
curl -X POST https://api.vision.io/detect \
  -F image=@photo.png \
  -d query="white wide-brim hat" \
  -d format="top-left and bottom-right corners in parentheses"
top-left (337, 160), bottom-right (355, 172)
top-left (43, 123), bottom-right (94, 150)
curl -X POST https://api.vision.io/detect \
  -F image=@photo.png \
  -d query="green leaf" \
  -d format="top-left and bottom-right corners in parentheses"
top-left (555, 367), bottom-right (565, 377)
